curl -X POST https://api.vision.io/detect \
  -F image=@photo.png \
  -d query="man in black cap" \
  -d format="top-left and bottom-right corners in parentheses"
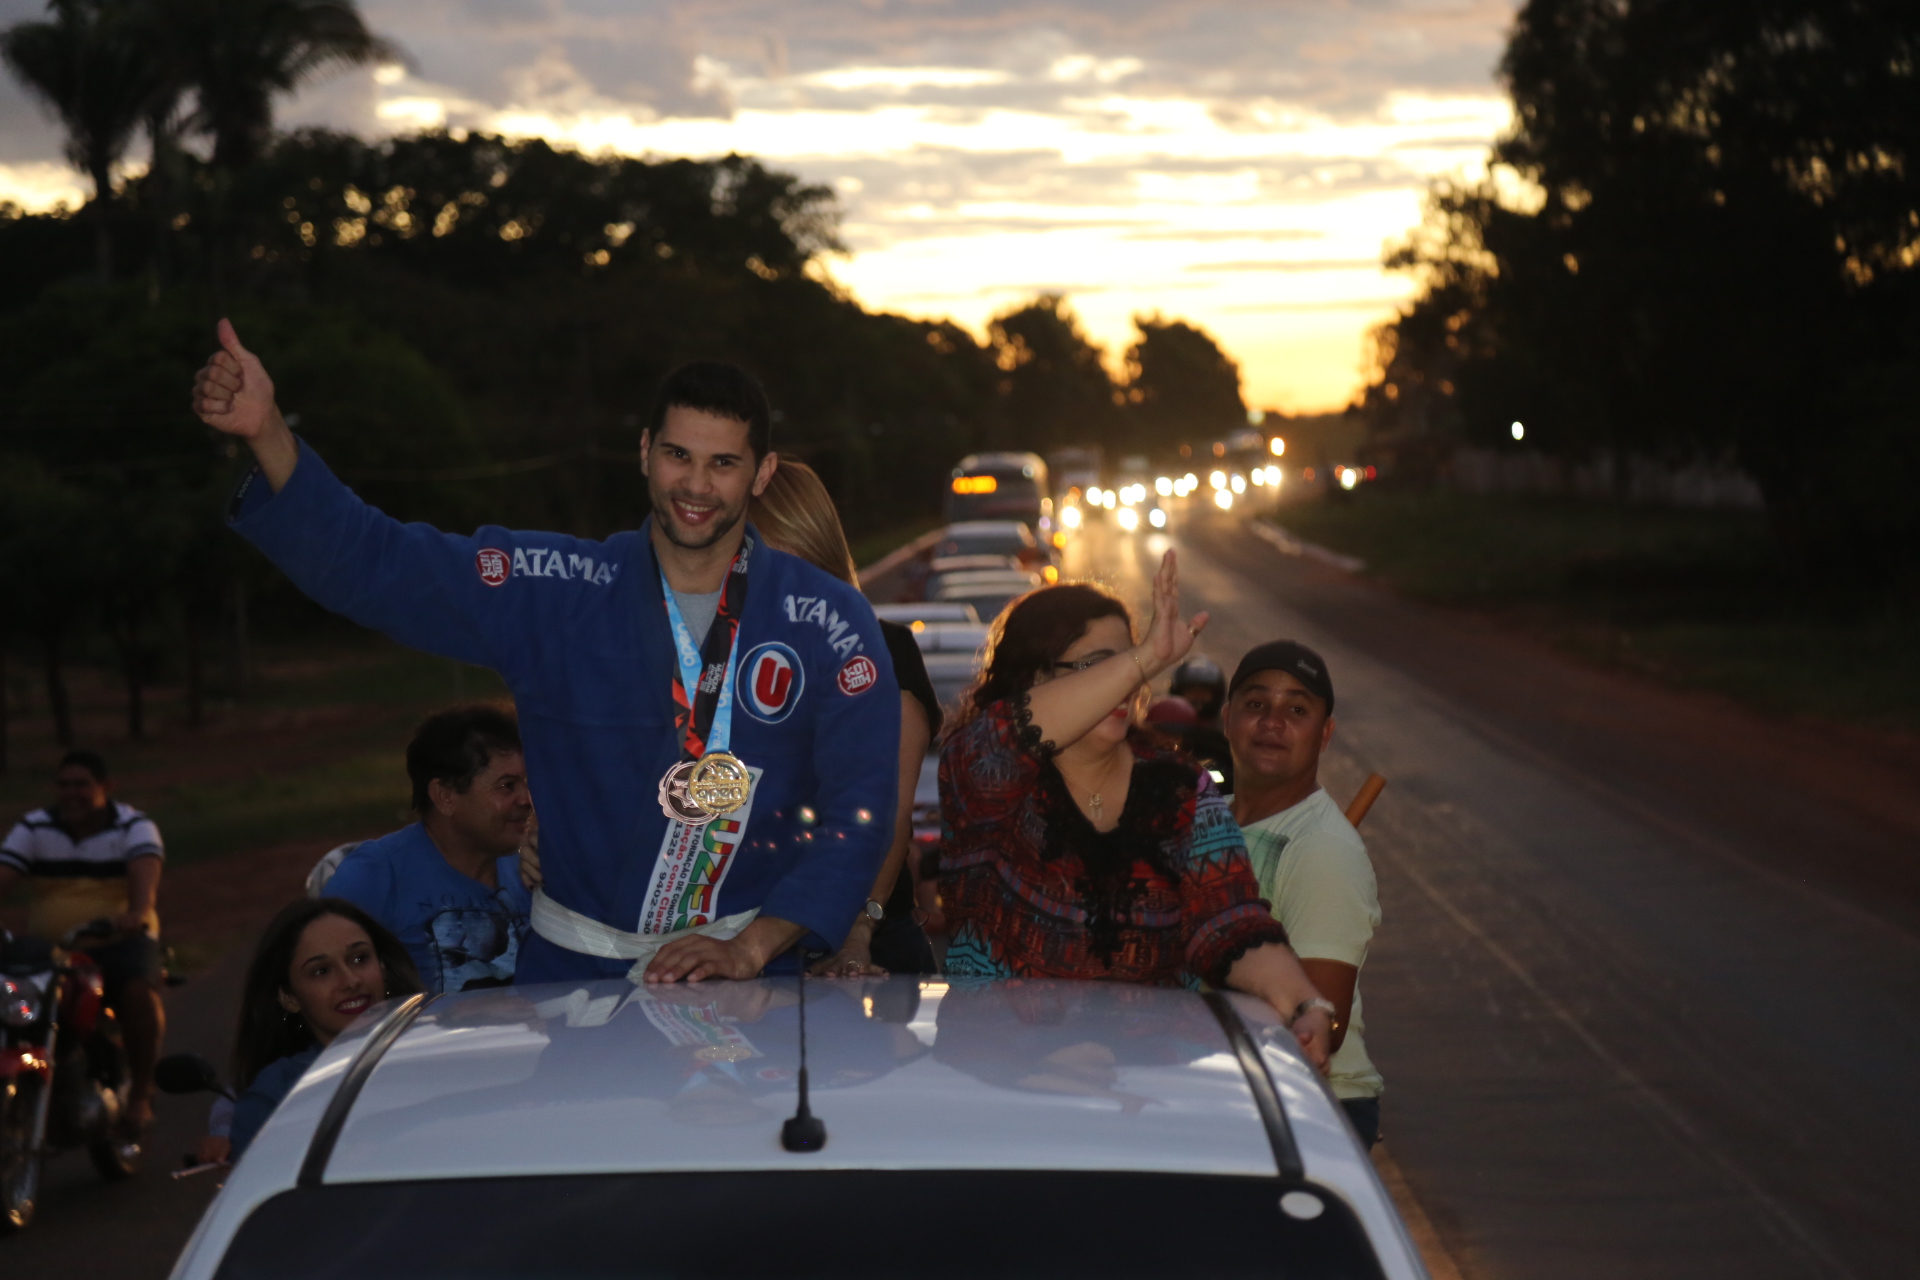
top-left (1222, 641), bottom-right (1385, 1146)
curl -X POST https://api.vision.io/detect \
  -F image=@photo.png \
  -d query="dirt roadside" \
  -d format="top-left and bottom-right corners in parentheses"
top-left (1190, 513), bottom-right (1920, 929)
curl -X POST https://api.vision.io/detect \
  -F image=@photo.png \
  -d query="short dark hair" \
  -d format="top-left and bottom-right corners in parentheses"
top-left (648, 361), bottom-right (773, 459)
top-left (406, 706), bottom-right (522, 813)
top-left (57, 749), bottom-right (109, 782)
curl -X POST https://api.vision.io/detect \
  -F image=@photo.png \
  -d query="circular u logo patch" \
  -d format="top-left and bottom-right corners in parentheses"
top-left (741, 641), bottom-right (804, 723)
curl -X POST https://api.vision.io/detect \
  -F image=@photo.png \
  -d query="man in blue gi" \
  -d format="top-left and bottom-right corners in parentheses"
top-left (191, 320), bottom-right (900, 984)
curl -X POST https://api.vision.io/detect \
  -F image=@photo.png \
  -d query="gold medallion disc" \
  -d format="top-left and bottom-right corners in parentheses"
top-left (687, 752), bottom-right (753, 818)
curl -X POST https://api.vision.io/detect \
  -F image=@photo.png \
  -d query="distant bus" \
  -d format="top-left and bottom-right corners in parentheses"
top-left (946, 452), bottom-right (1052, 535)
top-left (1046, 446), bottom-right (1102, 498)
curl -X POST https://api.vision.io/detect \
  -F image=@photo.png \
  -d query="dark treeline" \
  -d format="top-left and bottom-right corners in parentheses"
top-left (0, 4), bottom-right (1251, 756)
top-left (1365, 0), bottom-right (1920, 585)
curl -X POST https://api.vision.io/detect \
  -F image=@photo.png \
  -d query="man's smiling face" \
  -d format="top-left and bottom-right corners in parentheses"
top-left (641, 406), bottom-right (777, 551)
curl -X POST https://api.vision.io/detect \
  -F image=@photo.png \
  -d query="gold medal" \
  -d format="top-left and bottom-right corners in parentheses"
top-left (694, 1045), bottom-right (757, 1063)
top-left (686, 752), bottom-right (753, 818)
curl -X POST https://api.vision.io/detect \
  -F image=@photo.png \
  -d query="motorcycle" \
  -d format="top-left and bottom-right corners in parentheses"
top-left (0, 920), bottom-right (142, 1233)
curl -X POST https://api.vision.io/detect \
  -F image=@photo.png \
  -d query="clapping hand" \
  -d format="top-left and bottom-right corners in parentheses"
top-left (1137, 549), bottom-right (1209, 679)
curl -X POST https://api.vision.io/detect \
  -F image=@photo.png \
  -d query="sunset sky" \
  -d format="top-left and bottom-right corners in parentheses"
top-left (0, 0), bottom-right (1519, 412)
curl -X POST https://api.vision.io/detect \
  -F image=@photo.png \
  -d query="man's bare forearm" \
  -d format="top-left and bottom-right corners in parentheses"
top-left (249, 409), bottom-right (301, 492)
top-left (126, 854), bottom-right (161, 920)
top-left (737, 915), bottom-right (805, 970)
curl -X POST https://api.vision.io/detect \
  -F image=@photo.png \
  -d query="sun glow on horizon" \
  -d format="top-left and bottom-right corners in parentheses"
top-left (0, 1), bottom-right (1517, 413)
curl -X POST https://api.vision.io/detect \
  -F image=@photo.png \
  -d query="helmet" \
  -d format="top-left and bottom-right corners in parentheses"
top-left (1146, 695), bottom-right (1198, 729)
top-left (1169, 654), bottom-right (1225, 698)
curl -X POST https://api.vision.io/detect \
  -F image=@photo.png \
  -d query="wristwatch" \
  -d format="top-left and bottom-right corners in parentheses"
top-left (1293, 996), bottom-right (1339, 1029)
top-left (863, 898), bottom-right (886, 924)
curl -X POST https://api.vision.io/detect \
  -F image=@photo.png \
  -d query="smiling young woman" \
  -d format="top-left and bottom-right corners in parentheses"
top-left (934, 551), bottom-right (1336, 1071)
top-left (225, 899), bottom-right (423, 1160)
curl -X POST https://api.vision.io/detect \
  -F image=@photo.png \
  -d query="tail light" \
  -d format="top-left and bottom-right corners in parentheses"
top-left (1, 975), bottom-right (42, 1028)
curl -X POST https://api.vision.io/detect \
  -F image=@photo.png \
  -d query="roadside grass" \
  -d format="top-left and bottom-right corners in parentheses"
top-left (850, 515), bottom-right (944, 573)
top-left (1274, 490), bottom-right (1920, 734)
top-left (0, 638), bottom-right (506, 873)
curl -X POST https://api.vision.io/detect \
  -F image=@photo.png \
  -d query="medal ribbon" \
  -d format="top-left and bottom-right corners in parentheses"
top-left (657, 532), bottom-right (752, 761)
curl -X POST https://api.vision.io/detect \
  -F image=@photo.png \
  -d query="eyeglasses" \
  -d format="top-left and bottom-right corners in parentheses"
top-left (1052, 650), bottom-right (1117, 673)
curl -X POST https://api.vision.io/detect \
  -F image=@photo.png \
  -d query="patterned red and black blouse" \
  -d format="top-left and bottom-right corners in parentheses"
top-left (936, 697), bottom-right (1290, 987)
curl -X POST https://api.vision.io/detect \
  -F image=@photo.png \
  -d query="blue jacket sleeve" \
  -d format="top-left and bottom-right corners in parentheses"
top-left (228, 440), bottom-right (514, 670)
top-left (759, 581), bottom-right (901, 949)
top-left (229, 1049), bottom-right (315, 1161)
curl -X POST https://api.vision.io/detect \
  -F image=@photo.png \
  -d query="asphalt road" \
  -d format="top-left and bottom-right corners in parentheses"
top-left (1064, 505), bottom-right (1920, 1280)
top-left (9, 503), bottom-right (1917, 1279)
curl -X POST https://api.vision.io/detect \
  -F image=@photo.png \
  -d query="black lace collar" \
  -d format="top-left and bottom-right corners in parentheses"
top-left (1035, 736), bottom-right (1195, 966)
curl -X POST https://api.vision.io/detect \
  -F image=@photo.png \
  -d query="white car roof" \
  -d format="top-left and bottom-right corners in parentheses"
top-left (173, 979), bottom-right (1424, 1279)
top-left (927, 554), bottom-right (1023, 574)
top-left (941, 520), bottom-right (1032, 538)
top-left (932, 569), bottom-right (1041, 588)
top-left (872, 601), bottom-right (980, 624)
top-left (912, 622), bottom-right (989, 654)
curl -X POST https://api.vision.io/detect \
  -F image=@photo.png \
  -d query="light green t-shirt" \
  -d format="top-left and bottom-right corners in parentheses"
top-left (1241, 788), bottom-right (1384, 1100)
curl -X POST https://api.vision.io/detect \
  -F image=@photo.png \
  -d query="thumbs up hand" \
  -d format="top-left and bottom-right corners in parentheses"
top-left (192, 319), bottom-right (299, 490)
top-left (192, 319), bottom-right (277, 439)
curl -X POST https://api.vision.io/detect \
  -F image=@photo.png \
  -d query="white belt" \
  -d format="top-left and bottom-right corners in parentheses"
top-left (531, 889), bottom-right (758, 984)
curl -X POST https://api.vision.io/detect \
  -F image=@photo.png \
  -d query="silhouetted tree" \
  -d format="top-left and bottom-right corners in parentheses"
top-left (1, 0), bottom-right (169, 278)
top-left (1371, 0), bottom-right (1920, 575)
top-left (175, 0), bottom-right (397, 171)
top-left (987, 294), bottom-right (1119, 453)
top-left (1123, 315), bottom-right (1246, 455)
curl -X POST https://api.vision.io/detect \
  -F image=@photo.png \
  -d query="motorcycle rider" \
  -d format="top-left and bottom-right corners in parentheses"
top-left (193, 323), bottom-right (900, 984)
top-left (1168, 655), bottom-right (1234, 792)
top-left (0, 750), bottom-right (165, 1134)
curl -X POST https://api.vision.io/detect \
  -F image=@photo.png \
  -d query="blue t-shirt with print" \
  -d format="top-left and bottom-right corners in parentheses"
top-left (325, 823), bottom-right (531, 994)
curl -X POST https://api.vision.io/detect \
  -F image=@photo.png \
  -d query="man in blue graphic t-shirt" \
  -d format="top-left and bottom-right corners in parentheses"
top-left (327, 707), bottom-right (533, 993)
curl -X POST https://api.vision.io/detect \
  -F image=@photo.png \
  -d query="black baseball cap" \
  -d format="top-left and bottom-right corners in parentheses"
top-left (1229, 641), bottom-right (1335, 714)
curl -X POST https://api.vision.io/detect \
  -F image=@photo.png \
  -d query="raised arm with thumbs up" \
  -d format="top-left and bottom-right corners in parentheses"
top-left (192, 319), bottom-right (300, 492)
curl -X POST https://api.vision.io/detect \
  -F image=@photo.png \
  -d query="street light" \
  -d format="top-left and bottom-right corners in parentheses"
top-left (1511, 421), bottom-right (1525, 441)
top-left (1269, 437), bottom-right (1285, 456)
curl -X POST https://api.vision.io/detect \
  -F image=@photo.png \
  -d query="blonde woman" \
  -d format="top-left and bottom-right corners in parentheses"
top-left (751, 461), bottom-right (940, 975)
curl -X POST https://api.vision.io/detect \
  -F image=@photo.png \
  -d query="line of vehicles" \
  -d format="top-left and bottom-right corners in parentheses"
top-left (945, 435), bottom-right (1291, 552)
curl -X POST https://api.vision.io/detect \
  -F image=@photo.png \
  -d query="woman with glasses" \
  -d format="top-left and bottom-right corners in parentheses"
top-left (936, 552), bottom-right (1335, 1067)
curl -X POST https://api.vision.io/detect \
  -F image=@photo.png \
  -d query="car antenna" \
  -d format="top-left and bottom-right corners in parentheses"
top-left (780, 964), bottom-right (827, 1153)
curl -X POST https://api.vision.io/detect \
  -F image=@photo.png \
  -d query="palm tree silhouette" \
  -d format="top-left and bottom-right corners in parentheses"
top-left (1, 0), bottom-right (170, 278)
top-left (1, 0), bottom-right (401, 282)
top-left (172, 0), bottom-right (401, 171)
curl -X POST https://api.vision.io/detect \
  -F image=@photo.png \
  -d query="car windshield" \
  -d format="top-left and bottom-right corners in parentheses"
top-left (213, 1171), bottom-right (1384, 1280)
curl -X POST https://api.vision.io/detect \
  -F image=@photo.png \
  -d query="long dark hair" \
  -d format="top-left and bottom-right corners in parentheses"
top-left (950, 582), bottom-right (1133, 736)
top-left (232, 898), bottom-right (423, 1090)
